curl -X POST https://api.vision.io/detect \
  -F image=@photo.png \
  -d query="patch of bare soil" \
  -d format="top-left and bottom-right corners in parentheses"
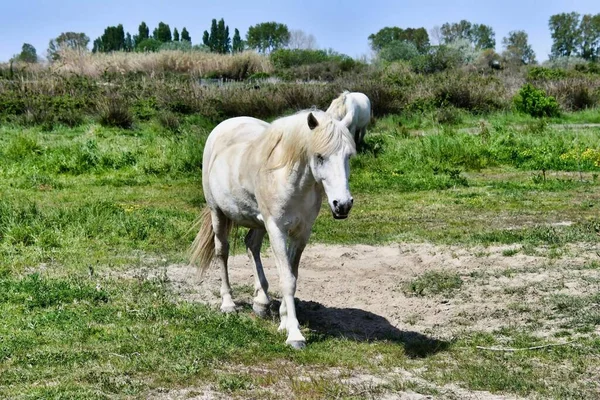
top-left (144, 242), bottom-right (600, 399)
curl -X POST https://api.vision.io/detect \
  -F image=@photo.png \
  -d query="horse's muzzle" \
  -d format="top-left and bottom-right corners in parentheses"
top-left (331, 198), bottom-right (353, 219)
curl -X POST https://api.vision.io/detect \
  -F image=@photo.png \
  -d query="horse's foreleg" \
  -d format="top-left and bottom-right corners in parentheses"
top-left (266, 220), bottom-right (306, 349)
top-left (353, 129), bottom-right (361, 151)
top-left (245, 228), bottom-right (270, 318)
top-left (212, 210), bottom-right (234, 313)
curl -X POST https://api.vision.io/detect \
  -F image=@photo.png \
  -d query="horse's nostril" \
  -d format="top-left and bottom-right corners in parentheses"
top-left (333, 200), bottom-right (339, 207)
top-left (350, 198), bottom-right (354, 204)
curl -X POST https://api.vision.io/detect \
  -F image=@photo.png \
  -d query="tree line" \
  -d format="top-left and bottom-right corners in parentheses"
top-left (11, 12), bottom-right (600, 65)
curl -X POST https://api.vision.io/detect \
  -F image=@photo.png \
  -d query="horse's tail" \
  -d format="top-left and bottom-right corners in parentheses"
top-left (189, 206), bottom-right (216, 277)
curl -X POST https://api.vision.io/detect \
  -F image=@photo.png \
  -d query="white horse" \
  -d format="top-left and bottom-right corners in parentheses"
top-left (326, 91), bottom-right (372, 150)
top-left (190, 110), bottom-right (356, 349)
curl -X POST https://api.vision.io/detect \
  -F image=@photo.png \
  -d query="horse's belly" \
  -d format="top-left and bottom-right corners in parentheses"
top-left (207, 163), bottom-right (263, 228)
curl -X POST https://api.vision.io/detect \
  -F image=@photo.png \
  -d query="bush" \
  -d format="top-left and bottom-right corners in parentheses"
top-left (135, 38), bottom-right (163, 53)
top-left (411, 45), bottom-right (462, 74)
top-left (513, 84), bottom-right (560, 118)
top-left (270, 49), bottom-right (330, 69)
top-left (527, 66), bottom-right (567, 81)
top-left (98, 96), bottom-right (133, 128)
top-left (378, 41), bottom-right (419, 63)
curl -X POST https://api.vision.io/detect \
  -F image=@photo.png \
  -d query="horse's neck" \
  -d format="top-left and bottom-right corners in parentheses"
top-left (287, 161), bottom-right (318, 194)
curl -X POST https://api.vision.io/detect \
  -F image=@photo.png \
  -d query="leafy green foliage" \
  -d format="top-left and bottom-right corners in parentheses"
top-left (246, 22), bottom-right (290, 53)
top-left (98, 97), bottom-right (133, 129)
top-left (47, 32), bottom-right (90, 61)
top-left (181, 27), bottom-right (191, 43)
top-left (513, 84), bottom-right (560, 118)
top-left (379, 41), bottom-right (420, 62)
top-left (527, 67), bottom-right (567, 81)
top-left (502, 30), bottom-right (536, 65)
top-left (153, 22), bottom-right (172, 43)
top-left (411, 46), bottom-right (462, 74)
top-left (549, 12), bottom-right (583, 58)
top-left (203, 18), bottom-right (231, 54)
top-left (134, 21), bottom-right (150, 45)
top-left (232, 28), bottom-right (244, 53)
top-left (15, 43), bottom-right (37, 63)
top-left (368, 26), bottom-right (430, 53)
top-left (93, 24), bottom-right (125, 53)
top-left (441, 20), bottom-right (495, 49)
top-left (135, 38), bottom-right (162, 52)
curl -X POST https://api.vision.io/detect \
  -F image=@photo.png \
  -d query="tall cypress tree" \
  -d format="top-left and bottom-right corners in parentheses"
top-left (181, 27), bottom-right (191, 43)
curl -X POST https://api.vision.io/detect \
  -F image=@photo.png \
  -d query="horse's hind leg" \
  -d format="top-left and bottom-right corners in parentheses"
top-left (245, 229), bottom-right (270, 318)
top-left (212, 210), bottom-right (235, 313)
top-left (359, 126), bottom-right (367, 148)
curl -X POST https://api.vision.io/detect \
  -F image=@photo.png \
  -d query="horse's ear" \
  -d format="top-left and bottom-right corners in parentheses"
top-left (307, 113), bottom-right (319, 130)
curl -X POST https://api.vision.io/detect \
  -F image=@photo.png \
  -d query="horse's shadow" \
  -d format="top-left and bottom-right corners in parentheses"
top-left (261, 299), bottom-right (451, 358)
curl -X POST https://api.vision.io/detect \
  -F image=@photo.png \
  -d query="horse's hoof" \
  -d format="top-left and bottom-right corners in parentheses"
top-left (252, 304), bottom-right (270, 319)
top-left (220, 305), bottom-right (236, 313)
top-left (287, 341), bottom-right (306, 350)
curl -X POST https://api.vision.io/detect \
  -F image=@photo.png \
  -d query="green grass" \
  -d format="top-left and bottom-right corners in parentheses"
top-left (1, 110), bottom-right (600, 398)
top-left (403, 271), bottom-right (463, 297)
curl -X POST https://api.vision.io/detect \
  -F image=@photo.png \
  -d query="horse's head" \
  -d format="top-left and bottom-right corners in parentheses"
top-left (306, 112), bottom-right (355, 219)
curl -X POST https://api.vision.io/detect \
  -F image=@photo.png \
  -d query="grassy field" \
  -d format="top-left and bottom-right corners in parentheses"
top-left (1, 110), bottom-right (600, 398)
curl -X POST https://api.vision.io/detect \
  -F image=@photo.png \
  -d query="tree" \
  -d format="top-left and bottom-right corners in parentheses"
top-left (16, 43), bottom-right (37, 63)
top-left (549, 12), bottom-right (581, 58)
top-left (246, 22), bottom-right (290, 53)
top-left (579, 14), bottom-right (600, 60)
top-left (232, 28), bottom-right (244, 53)
top-left (181, 27), bottom-right (191, 43)
top-left (288, 29), bottom-right (317, 50)
top-left (471, 24), bottom-right (495, 49)
top-left (368, 26), bottom-right (429, 53)
top-left (441, 20), bottom-right (473, 43)
top-left (134, 22), bottom-right (150, 46)
top-left (173, 28), bottom-right (180, 42)
top-left (125, 33), bottom-right (133, 52)
top-left (218, 19), bottom-right (231, 53)
top-left (93, 24), bottom-right (125, 53)
top-left (441, 20), bottom-right (495, 49)
top-left (203, 18), bottom-right (231, 53)
top-left (153, 22), bottom-right (172, 42)
top-left (502, 30), bottom-right (536, 65)
top-left (47, 32), bottom-right (90, 61)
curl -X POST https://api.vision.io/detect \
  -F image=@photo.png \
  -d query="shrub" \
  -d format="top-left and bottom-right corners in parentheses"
top-left (527, 66), bottom-right (567, 81)
top-left (158, 110), bottom-right (181, 133)
top-left (270, 49), bottom-right (330, 69)
top-left (98, 96), bottom-right (133, 128)
top-left (513, 84), bottom-right (560, 118)
top-left (135, 38), bottom-right (162, 53)
top-left (378, 41), bottom-right (420, 63)
top-left (411, 45), bottom-right (462, 74)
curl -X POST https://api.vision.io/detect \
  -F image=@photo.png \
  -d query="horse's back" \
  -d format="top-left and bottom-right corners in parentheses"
top-left (204, 117), bottom-right (269, 157)
top-left (203, 117), bottom-right (270, 225)
top-left (347, 93), bottom-right (371, 127)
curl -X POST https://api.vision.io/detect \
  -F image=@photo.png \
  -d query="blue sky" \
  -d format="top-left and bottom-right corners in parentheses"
top-left (1, 0), bottom-right (599, 62)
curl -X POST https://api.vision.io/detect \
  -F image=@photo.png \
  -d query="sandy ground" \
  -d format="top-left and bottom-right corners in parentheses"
top-left (143, 241), bottom-right (600, 399)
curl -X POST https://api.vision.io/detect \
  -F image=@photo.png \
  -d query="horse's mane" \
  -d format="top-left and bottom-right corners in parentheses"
top-left (257, 110), bottom-right (354, 171)
top-left (326, 91), bottom-right (350, 121)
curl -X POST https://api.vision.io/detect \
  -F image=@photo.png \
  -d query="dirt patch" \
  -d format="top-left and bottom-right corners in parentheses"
top-left (159, 242), bottom-right (600, 340)
top-left (138, 242), bottom-right (599, 399)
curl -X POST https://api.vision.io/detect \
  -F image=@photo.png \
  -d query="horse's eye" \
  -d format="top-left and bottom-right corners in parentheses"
top-left (316, 154), bottom-right (324, 164)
